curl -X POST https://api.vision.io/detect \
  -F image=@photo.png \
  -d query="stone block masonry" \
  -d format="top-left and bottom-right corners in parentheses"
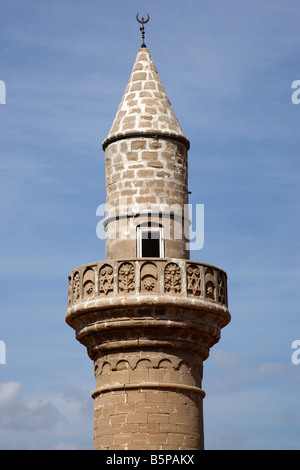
top-left (92, 350), bottom-right (204, 450)
top-left (105, 138), bottom-right (188, 211)
top-left (104, 136), bottom-right (189, 260)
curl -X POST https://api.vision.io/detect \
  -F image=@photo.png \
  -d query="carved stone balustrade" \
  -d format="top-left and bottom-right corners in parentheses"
top-left (66, 258), bottom-right (230, 362)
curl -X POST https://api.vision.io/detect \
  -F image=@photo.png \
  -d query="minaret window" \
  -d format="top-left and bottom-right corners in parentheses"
top-left (137, 225), bottom-right (164, 258)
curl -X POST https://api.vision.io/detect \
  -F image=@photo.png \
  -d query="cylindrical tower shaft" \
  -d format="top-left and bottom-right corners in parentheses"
top-left (102, 48), bottom-right (190, 261)
top-left (93, 349), bottom-right (204, 450)
top-left (103, 136), bottom-right (189, 260)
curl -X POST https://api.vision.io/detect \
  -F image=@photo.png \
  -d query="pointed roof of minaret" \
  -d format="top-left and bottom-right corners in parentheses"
top-left (102, 47), bottom-right (190, 150)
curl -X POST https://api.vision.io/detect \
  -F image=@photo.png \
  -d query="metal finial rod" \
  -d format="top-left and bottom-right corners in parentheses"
top-left (136, 13), bottom-right (150, 48)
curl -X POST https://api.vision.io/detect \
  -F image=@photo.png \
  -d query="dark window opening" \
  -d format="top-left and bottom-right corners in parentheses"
top-left (141, 231), bottom-right (160, 257)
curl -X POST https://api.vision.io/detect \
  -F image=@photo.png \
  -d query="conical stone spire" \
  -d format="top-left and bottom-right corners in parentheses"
top-left (102, 47), bottom-right (190, 150)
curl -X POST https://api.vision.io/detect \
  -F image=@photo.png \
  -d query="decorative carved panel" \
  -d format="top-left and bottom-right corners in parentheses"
top-left (99, 264), bottom-right (114, 296)
top-left (73, 272), bottom-right (80, 303)
top-left (164, 263), bottom-right (181, 294)
top-left (218, 272), bottom-right (226, 304)
top-left (140, 261), bottom-right (158, 293)
top-left (118, 262), bottom-right (135, 293)
top-left (83, 268), bottom-right (95, 300)
top-left (187, 264), bottom-right (201, 297)
top-left (68, 276), bottom-right (72, 306)
top-left (205, 268), bottom-right (216, 301)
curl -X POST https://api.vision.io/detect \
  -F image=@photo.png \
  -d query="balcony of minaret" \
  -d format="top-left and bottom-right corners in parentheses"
top-left (66, 259), bottom-right (230, 361)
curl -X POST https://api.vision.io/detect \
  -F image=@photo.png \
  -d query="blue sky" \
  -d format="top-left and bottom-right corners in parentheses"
top-left (0, 0), bottom-right (299, 450)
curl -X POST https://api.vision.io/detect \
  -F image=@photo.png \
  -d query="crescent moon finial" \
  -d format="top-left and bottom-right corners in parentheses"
top-left (136, 13), bottom-right (150, 24)
top-left (136, 13), bottom-right (150, 48)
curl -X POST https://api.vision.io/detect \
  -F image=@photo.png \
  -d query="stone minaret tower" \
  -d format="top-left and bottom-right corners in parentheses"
top-left (66, 21), bottom-right (230, 450)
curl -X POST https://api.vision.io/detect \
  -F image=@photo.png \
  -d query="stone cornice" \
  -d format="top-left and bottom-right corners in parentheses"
top-left (102, 131), bottom-right (190, 151)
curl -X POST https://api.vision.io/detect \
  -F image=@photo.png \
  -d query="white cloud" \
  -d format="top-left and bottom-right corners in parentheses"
top-left (207, 349), bottom-right (286, 392)
top-left (208, 432), bottom-right (246, 451)
top-left (212, 349), bottom-right (240, 373)
top-left (0, 382), bottom-right (65, 431)
top-left (203, 349), bottom-right (300, 449)
top-left (0, 381), bottom-right (93, 449)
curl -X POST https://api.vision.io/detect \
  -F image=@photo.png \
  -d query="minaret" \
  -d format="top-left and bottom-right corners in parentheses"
top-left (66, 18), bottom-right (230, 451)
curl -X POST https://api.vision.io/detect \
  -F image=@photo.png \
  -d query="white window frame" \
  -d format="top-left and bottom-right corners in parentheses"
top-left (136, 226), bottom-right (165, 258)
